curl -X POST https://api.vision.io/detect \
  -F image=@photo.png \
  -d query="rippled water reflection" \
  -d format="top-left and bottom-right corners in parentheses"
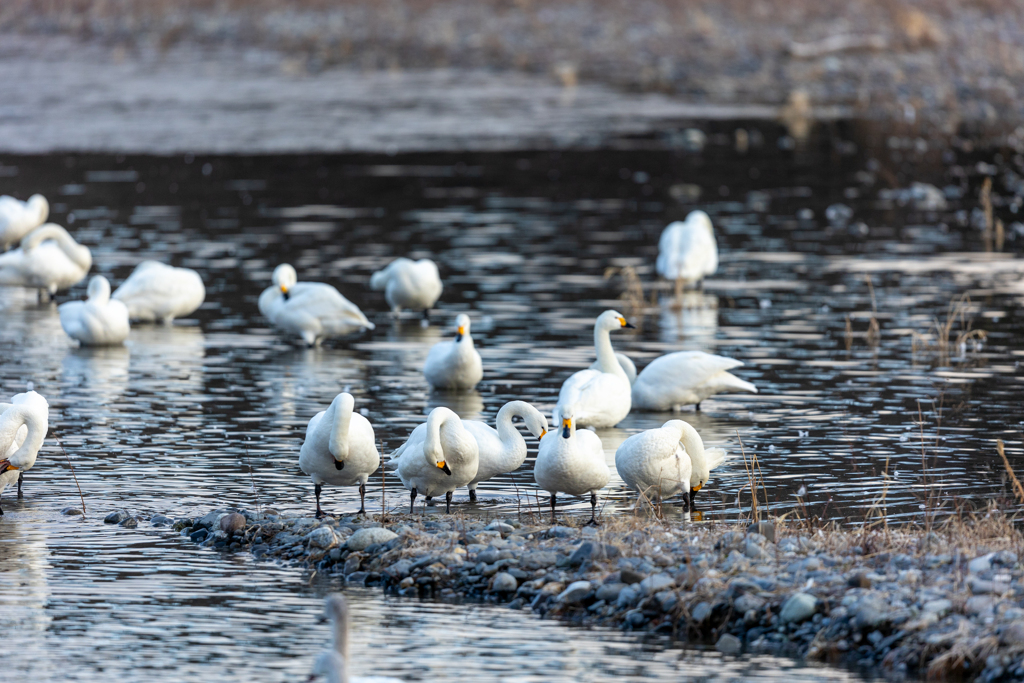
top-left (0, 123), bottom-right (1019, 679)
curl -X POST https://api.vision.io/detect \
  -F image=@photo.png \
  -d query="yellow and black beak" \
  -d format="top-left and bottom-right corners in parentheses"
top-left (561, 418), bottom-right (571, 439)
top-left (280, 284), bottom-right (290, 301)
top-left (692, 483), bottom-right (703, 493)
top-left (334, 459), bottom-right (345, 471)
top-left (618, 316), bottom-right (636, 329)
top-left (455, 325), bottom-right (465, 342)
top-left (436, 460), bottom-right (452, 476)
top-left (539, 428), bottom-right (547, 439)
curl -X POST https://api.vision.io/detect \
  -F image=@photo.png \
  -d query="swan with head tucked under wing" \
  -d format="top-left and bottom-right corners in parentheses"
top-left (258, 264), bottom-right (374, 347)
top-left (0, 390), bottom-right (49, 515)
top-left (0, 194), bottom-right (49, 250)
top-left (656, 210), bottom-right (718, 299)
top-left (535, 405), bottom-right (610, 525)
top-left (112, 261), bottom-right (206, 324)
top-left (311, 594), bottom-right (405, 683)
top-left (553, 310), bottom-right (635, 429)
top-left (298, 392), bottom-right (380, 517)
top-left (385, 406), bottom-right (479, 514)
top-left (423, 313), bottom-right (483, 390)
top-left (58, 275), bottom-right (130, 346)
top-left (615, 419), bottom-right (720, 511)
top-left (0, 224), bottom-right (92, 300)
top-left (370, 257), bottom-right (442, 319)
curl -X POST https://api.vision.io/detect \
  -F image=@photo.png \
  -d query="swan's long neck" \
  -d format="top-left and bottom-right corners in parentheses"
top-left (3, 406), bottom-right (46, 468)
top-left (495, 401), bottom-right (530, 455)
top-left (328, 393), bottom-right (355, 461)
top-left (424, 408), bottom-right (457, 463)
top-left (594, 323), bottom-right (621, 375)
top-left (331, 612), bottom-right (350, 665)
top-left (22, 225), bottom-right (91, 270)
top-left (676, 421), bottom-right (706, 479)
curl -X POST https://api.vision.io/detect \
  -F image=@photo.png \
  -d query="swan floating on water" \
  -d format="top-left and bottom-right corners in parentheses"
top-left (554, 310), bottom-right (634, 428)
top-left (615, 419), bottom-right (715, 510)
top-left (656, 211), bottom-right (718, 296)
top-left (370, 257), bottom-right (442, 318)
top-left (298, 392), bottom-right (380, 517)
top-left (592, 350), bottom-right (757, 411)
top-left (0, 194), bottom-right (49, 250)
top-left (112, 261), bottom-right (206, 323)
top-left (259, 264), bottom-right (374, 346)
top-left (535, 405), bottom-right (609, 524)
top-left (58, 275), bottom-right (130, 346)
top-left (385, 406), bottom-right (479, 513)
top-left (0, 224), bottom-right (92, 300)
top-left (0, 390), bottom-right (49, 515)
top-left (423, 313), bottom-right (483, 390)
top-left (311, 594), bottom-right (404, 683)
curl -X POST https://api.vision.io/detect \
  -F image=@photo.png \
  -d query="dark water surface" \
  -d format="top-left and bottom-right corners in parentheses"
top-left (0, 121), bottom-right (1020, 680)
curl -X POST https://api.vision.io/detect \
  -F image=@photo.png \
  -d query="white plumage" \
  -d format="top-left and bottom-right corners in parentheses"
top-left (554, 310), bottom-right (634, 428)
top-left (258, 264), bottom-right (374, 346)
top-left (615, 419), bottom-right (697, 508)
top-left (656, 210), bottom-right (718, 286)
top-left (535, 405), bottom-right (610, 524)
top-left (370, 257), bottom-right (443, 316)
top-left (298, 393), bottom-right (380, 517)
top-left (112, 261), bottom-right (205, 323)
top-left (0, 194), bottom-right (48, 250)
top-left (58, 276), bottom-right (130, 346)
top-left (423, 313), bottom-right (483, 390)
top-left (0, 390), bottom-right (49, 514)
top-left (460, 400), bottom-right (547, 500)
top-left (313, 595), bottom-right (405, 683)
top-left (0, 224), bottom-right (92, 298)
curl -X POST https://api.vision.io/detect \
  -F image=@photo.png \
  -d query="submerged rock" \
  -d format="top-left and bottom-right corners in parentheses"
top-left (103, 510), bottom-right (129, 524)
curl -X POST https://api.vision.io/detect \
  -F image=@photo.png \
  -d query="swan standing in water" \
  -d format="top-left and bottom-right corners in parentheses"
top-left (112, 261), bottom-right (206, 323)
top-left (592, 350), bottom-right (757, 411)
top-left (259, 264), bottom-right (374, 347)
top-left (58, 276), bottom-right (130, 346)
top-left (615, 419), bottom-right (711, 510)
top-left (0, 391), bottom-right (49, 515)
top-left (423, 313), bottom-right (483, 390)
top-left (554, 310), bottom-right (635, 428)
top-left (370, 257), bottom-right (442, 318)
top-left (656, 211), bottom-right (718, 299)
top-left (298, 393), bottom-right (380, 517)
top-left (0, 194), bottom-right (48, 250)
top-left (0, 224), bottom-right (92, 300)
top-left (311, 595), bottom-right (404, 683)
top-left (535, 405), bottom-right (609, 524)
top-left (385, 406), bottom-right (479, 513)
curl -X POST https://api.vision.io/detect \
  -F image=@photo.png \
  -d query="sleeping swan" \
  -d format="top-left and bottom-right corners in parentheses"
top-left (656, 210), bottom-right (718, 297)
top-left (112, 261), bottom-right (205, 323)
top-left (0, 224), bottom-right (92, 299)
top-left (370, 257), bottom-right (443, 318)
top-left (423, 313), bottom-right (483, 390)
top-left (0, 194), bottom-right (49, 250)
top-left (0, 390), bottom-right (49, 515)
top-left (535, 405), bottom-right (609, 524)
top-left (258, 264), bottom-right (374, 346)
top-left (554, 310), bottom-right (634, 428)
top-left (58, 275), bottom-right (130, 346)
top-left (312, 595), bottom-right (404, 683)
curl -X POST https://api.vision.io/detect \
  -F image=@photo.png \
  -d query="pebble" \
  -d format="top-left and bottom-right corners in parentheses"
top-left (557, 580), bottom-right (592, 604)
top-left (347, 527), bottom-right (398, 551)
top-left (492, 572), bottom-right (518, 593)
top-left (716, 633), bottom-right (742, 655)
top-left (60, 507), bottom-right (83, 516)
top-left (150, 514), bottom-right (174, 527)
top-left (306, 525), bottom-right (336, 549)
top-left (103, 510), bottom-right (129, 524)
top-left (780, 592), bottom-right (817, 623)
top-left (219, 513), bottom-right (246, 536)
top-left (118, 517), bottom-right (138, 529)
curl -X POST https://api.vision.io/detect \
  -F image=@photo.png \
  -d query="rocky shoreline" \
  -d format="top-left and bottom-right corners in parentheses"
top-left (99, 505), bottom-right (1024, 681)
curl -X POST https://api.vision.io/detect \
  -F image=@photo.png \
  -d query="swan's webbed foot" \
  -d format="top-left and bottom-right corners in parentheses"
top-left (695, 402), bottom-right (701, 412)
top-left (425, 496), bottom-right (433, 504)
top-left (17, 471), bottom-right (23, 499)
top-left (410, 487), bottom-right (417, 514)
top-left (549, 493), bottom-right (557, 524)
top-left (683, 490), bottom-right (691, 514)
top-left (587, 492), bottom-right (600, 526)
top-left (468, 488), bottom-right (477, 502)
top-left (445, 490), bottom-right (453, 514)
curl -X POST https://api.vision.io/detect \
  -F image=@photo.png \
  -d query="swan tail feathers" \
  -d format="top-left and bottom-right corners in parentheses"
top-left (721, 372), bottom-right (758, 394)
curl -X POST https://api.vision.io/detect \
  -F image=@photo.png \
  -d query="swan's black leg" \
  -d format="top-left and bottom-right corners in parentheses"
top-left (445, 490), bottom-right (453, 514)
top-left (690, 488), bottom-right (700, 508)
top-left (425, 496), bottom-right (433, 503)
top-left (587, 492), bottom-right (599, 526)
top-left (17, 471), bottom-right (24, 498)
top-left (422, 309), bottom-right (430, 321)
top-left (358, 482), bottom-right (366, 515)
top-left (695, 402), bottom-right (702, 412)
top-left (683, 490), bottom-right (691, 514)
top-left (549, 493), bottom-right (557, 523)
top-left (468, 488), bottom-right (477, 502)
top-left (314, 483), bottom-right (325, 518)
top-left (410, 487), bottom-right (417, 514)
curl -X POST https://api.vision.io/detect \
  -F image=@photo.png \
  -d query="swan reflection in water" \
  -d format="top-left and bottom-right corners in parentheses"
top-left (61, 345), bottom-right (130, 408)
top-left (126, 325), bottom-right (206, 398)
top-left (426, 389), bottom-right (484, 421)
top-left (658, 292), bottom-right (719, 348)
top-left (0, 514), bottom-right (52, 669)
top-left (257, 347), bottom-right (368, 425)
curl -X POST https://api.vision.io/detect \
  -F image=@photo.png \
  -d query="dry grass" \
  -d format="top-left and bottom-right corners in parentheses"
top-left (603, 265), bottom-right (648, 327)
top-left (912, 293), bottom-right (986, 364)
top-left (996, 439), bottom-right (1024, 504)
top-left (980, 177), bottom-right (994, 252)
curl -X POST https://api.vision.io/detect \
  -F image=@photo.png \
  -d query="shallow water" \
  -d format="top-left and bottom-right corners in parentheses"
top-left (0, 122), bottom-right (1019, 679)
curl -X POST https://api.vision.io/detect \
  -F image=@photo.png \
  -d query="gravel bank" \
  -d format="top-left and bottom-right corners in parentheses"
top-left (106, 506), bottom-right (1024, 681)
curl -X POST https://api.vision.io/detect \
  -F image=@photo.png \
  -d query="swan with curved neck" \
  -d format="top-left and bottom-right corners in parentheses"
top-left (0, 391), bottom-right (49, 515)
top-left (258, 263), bottom-right (374, 346)
top-left (535, 405), bottom-right (609, 524)
top-left (0, 194), bottom-right (49, 250)
top-left (454, 400), bottom-right (547, 501)
top-left (310, 595), bottom-right (404, 683)
top-left (112, 260), bottom-right (206, 324)
top-left (678, 419), bottom-right (727, 506)
top-left (0, 224), bottom-right (91, 298)
top-left (423, 313), bottom-right (483, 390)
top-left (58, 275), bottom-right (131, 346)
top-left (553, 310), bottom-right (635, 428)
top-left (369, 257), bottom-right (443, 319)
top-left (386, 406), bottom-right (479, 513)
top-left (615, 419), bottom-right (700, 510)
top-left (298, 392), bottom-right (380, 517)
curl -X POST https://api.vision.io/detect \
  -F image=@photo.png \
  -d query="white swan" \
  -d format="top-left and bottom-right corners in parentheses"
top-left (312, 595), bottom-right (404, 683)
top-left (554, 310), bottom-right (635, 428)
top-left (112, 261), bottom-right (205, 323)
top-left (656, 210), bottom-right (718, 294)
top-left (0, 390), bottom-right (49, 515)
top-left (615, 419), bottom-right (698, 509)
top-left (460, 400), bottom-right (547, 501)
top-left (385, 406), bottom-right (479, 513)
top-left (593, 350), bottom-right (757, 411)
top-left (0, 194), bottom-right (48, 250)
top-left (298, 393), bottom-right (380, 517)
top-left (0, 224), bottom-right (92, 299)
top-left (535, 405), bottom-right (610, 524)
top-left (58, 275), bottom-right (130, 346)
top-left (258, 264), bottom-right (374, 346)
top-left (423, 313), bottom-right (483, 390)
top-left (370, 257), bottom-right (442, 318)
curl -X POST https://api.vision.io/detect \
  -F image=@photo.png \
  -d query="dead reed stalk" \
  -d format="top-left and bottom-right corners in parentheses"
top-left (995, 439), bottom-right (1024, 504)
top-left (604, 265), bottom-right (647, 325)
top-left (980, 177), bottom-right (994, 252)
top-left (243, 443), bottom-right (261, 517)
top-left (55, 435), bottom-right (86, 515)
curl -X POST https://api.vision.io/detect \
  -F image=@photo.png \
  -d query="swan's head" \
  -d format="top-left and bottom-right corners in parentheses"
top-left (559, 406), bottom-right (576, 439)
top-left (597, 310), bottom-right (635, 333)
top-left (87, 275), bottom-right (111, 303)
top-left (526, 408), bottom-right (548, 440)
top-left (272, 264), bottom-right (297, 298)
top-left (454, 313), bottom-right (471, 342)
top-left (687, 210), bottom-right (714, 234)
top-left (426, 441), bottom-right (452, 476)
top-left (323, 594), bottom-right (349, 628)
top-left (28, 194), bottom-right (49, 222)
top-left (309, 651), bottom-right (346, 682)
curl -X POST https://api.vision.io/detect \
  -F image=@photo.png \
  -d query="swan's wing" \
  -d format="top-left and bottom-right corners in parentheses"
top-left (286, 283), bottom-right (374, 330)
top-left (386, 423), bottom-right (427, 468)
top-left (555, 368), bottom-right (607, 421)
top-left (637, 351), bottom-right (743, 390)
top-left (112, 262), bottom-right (175, 301)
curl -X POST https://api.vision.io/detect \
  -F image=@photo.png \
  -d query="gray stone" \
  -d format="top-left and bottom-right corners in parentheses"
top-left (385, 559), bottom-right (413, 579)
top-left (485, 520), bottom-right (514, 537)
top-left (492, 572), bottom-right (519, 593)
top-left (744, 540), bottom-right (772, 560)
top-left (345, 571), bottom-right (369, 586)
top-left (328, 548), bottom-right (343, 561)
top-left (616, 584), bottom-right (641, 608)
top-left (306, 525), bottom-right (337, 549)
top-left (692, 601), bottom-right (711, 622)
top-left (119, 517), bottom-right (139, 529)
top-left (557, 580), bottom-right (592, 604)
top-left (780, 592), bottom-right (818, 624)
top-left (654, 590), bottom-right (678, 612)
top-left (220, 512), bottom-right (246, 536)
top-left (993, 550), bottom-right (1018, 567)
top-left (716, 633), bottom-right (742, 655)
top-left (595, 582), bottom-right (626, 603)
top-left (620, 568), bottom-right (645, 584)
top-left (625, 609), bottom-right (646, 627)
top-left (855, 595), bottom-right (889, 629)
top-left (347, 527), bottom-right (397, 551)
top-left (343, 554), bottom-right (363, 574)
top-left (546, 526), bottom-right (576, 538)
top-left (735, 593), bottom-right (765, 614)
top-left (1000, 622), bottom-right (1024, 646)
top-left (748, 521), bottom-right (776, 542)
top-left (189, 528), bottom-right (209, 543)
top-left (969, 553), bottom-right (994, 574)
top-left (640, 573), bottom-right (674, 595)
top-left (104, 510), bottom-right (129, 524)
top-left (522, 551), bottom-right (558, 570)
top-left (965, 595), bottom-right (996, 616)
top-left (61, 507), bottom-right (83, 516)
top-left (923, 599), bottom-right (952, 616)
top-left (196, 509), bottom-right (229, 530)
top-left (568, 541), bottom-right (621, 566)
top-left (150, 514), bottom-right (174, 527)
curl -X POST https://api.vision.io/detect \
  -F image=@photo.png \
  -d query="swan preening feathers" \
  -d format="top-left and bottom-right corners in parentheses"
top-left (0, 390), bottom-right (49, 515)
top-left (554, 310), bottom-right (635, 429)
top-left (656, 210), bottom-right (718, 290)
top-left (112, 261), bottom-right (206, 324)
top-left (0, 194), bottom-right (49, 250)
top-left (370, 257), bottom-right (443, 317)
top-left (58, 275), bottom-right (131, 346)
top-left (259, 264), bottom-right (374, 346)
top-left (0, 224), bottom-right (91, 298)
top-left (423, 313), bottom-right (483, 390)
